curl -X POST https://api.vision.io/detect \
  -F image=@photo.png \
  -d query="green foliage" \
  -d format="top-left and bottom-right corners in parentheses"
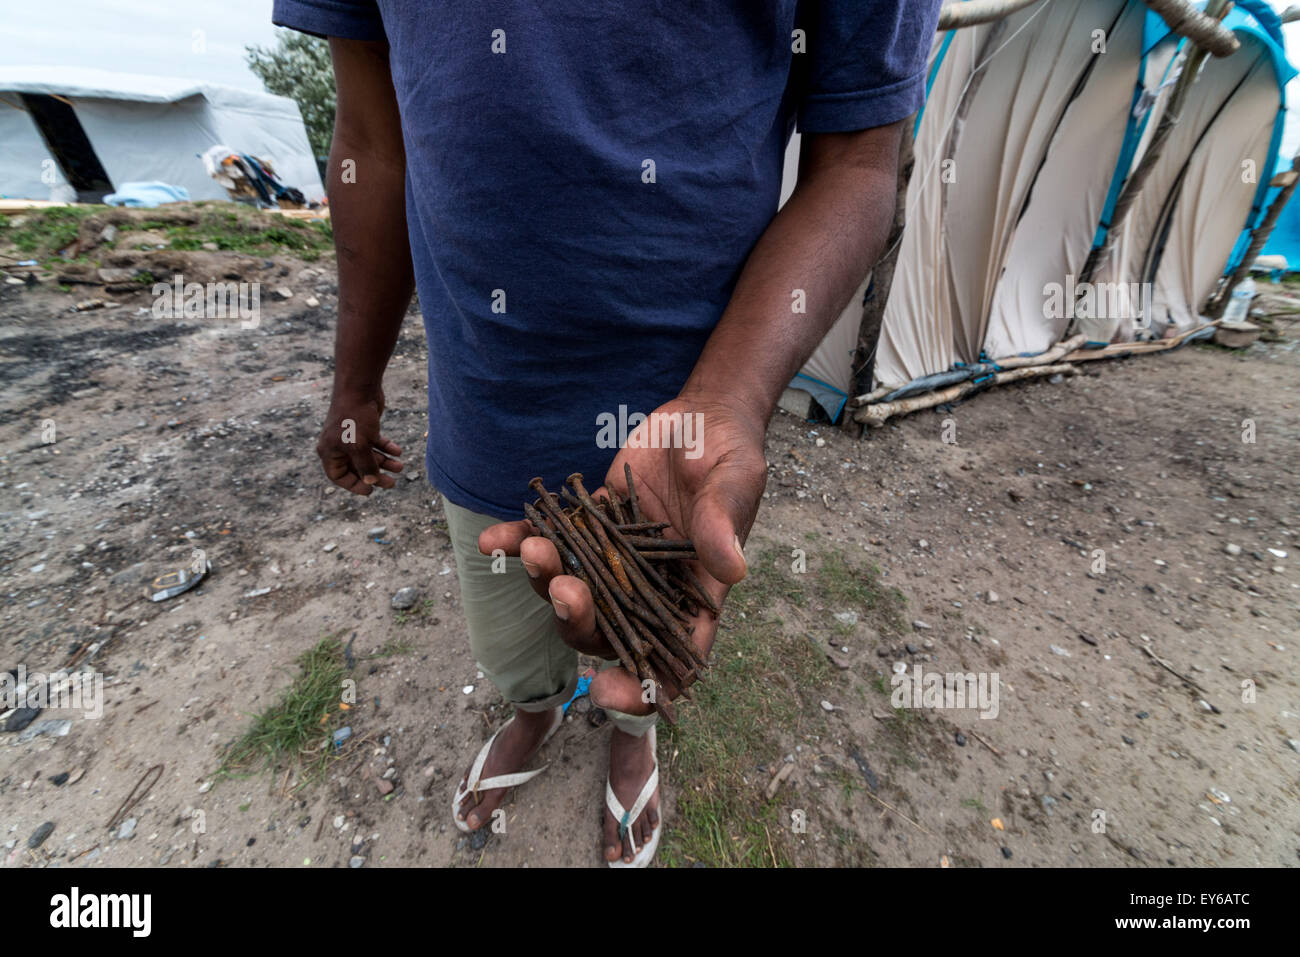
top-left (246, 29), bottom-right (336, 158)
top-left (218, 634), bottom-right (348, 786)
top-left (2, 206), bottom-right (98, 258)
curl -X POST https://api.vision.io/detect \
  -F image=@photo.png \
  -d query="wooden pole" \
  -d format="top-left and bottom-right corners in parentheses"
top-left (1203, 153), bottom-right (1300, 318)
top-left (854, 364), bottom-right (1078, 428)
top-left (842, 121), bottom-right (914, 434)
top-left (936, 0), bottom-right (1046, 30)
top-left (1077, 0), bottom-right (1235, 287)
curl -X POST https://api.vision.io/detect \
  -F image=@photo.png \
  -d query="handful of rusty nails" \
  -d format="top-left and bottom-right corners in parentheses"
top-left (523, 466), bottom-right (718, 726)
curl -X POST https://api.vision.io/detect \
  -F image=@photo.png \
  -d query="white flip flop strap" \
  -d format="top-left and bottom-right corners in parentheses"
top-left (606, 764), bottom-right (659, 855)
top-left (465, 712), bottom-right (560, 797)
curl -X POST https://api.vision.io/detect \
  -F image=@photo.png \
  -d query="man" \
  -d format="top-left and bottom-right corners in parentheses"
top-left (274, 0), bottom-right (941, 865)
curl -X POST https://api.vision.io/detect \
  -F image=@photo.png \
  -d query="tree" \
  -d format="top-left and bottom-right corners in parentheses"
top-left (246, 29), bottom-right (335, 159)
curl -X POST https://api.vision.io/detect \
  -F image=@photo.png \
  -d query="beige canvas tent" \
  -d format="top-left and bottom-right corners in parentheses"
top-left (781, 0), bottom-right (1293, 423)
top-left (1087, 13), bottom-right (1294, 341)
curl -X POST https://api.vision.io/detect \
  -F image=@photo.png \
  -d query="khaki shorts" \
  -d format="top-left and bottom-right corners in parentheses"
top-left (442, 496), bottom-right (656, 736)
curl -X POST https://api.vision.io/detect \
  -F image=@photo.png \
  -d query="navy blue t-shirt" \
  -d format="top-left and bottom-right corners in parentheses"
top-left (273, 0), bottom-right (939, 519)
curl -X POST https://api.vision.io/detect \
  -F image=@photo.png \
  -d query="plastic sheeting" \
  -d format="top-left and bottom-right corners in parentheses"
top-left (0, 96), bottom-right (71, 200)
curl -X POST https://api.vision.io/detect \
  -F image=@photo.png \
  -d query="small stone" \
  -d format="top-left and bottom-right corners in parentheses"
top-left (986, 591), bottom-right (1000, 603)
top-left (1225, 543), bottom-right (1242, 557)
top-left (892, 661), bottom-right (908, 675)
top-left (198, 780), bottom-right (213, 794)
top-left (833, 611), bottom-right (858, 627)
top-left (1136, 711), bottom-right (1149, 719)
top-left (305, 296), bottom-right (320, 308)
top-left (820, 700), bottom-right (834, 712)
top-left (391, 587), bottom-right (418, 610)
top-left (4, 707), bottom-right (41, 733)
top-left (28, 822), bottom-right (55, 848)
top-left (1122, 735), bottom-right (1135, 746)
top-left (275, 287), bottom-right (294, 299)
top-left (954, 732), bottom-right (966, 747)
top-left (368, 526), bottom-right (388, 539)
top-left (117, 818), bottom-right (137, 840)
top-left (1286, 739), bottom-right (1300, 753)
top-left (376, 778), bottom-right (394, 796)
top-left (49, 772), bottom-right (69, 786)
top-left (1000, 847), bottom-right (1013, 859)
top-left (462, 685), bottom-right (475, 695)
top-left (469, 829), bottom-right (489, 851)
top-left (333, 815), bottom-right (346, 830)
top-left (922, 639), bottom-right (935, 650)
top-left (18, 719), bottom-right (72, 743)
top-left (912, 620), bottom-right (932, 631)
top-left (905, 643), bottom-right (918, 654)
top-left (349, 855), bottom-right (365, 868)
top-left (1049, 644), bottom-right (1071, 657)
top-left (323, 542), bottom-right (337, 553)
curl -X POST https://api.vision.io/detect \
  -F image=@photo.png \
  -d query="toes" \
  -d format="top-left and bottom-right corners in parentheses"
top-left (603, 810), bottom-right (622, 863)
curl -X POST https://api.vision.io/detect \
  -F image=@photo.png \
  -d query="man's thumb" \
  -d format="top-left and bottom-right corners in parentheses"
top-left (689, 472), bottom-right (754, 586)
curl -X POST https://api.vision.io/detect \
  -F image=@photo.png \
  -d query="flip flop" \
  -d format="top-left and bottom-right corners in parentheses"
top-left (606, 726), bottom-right (661, 868)
top-left (452, 707), bottom-right (563, 832)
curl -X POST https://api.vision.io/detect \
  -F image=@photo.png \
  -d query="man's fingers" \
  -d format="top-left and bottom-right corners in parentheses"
top-left (374, 435), bottom-right (403, 458)
top-left (373, 451), bottom-right (404, 472)
top-left (518, 535), bottom-right (563, 600)
top-left (344, 443), bottom-right (384, 486)
top-left (547, 574), bottom-right (606, 654)
top-left (589, 666), bottom-right (654, 717)
top-left (478, 519), bottom-right (535, 558)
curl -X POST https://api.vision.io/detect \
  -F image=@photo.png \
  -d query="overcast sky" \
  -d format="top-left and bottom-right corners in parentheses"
top-left (4, 1), bottom-right (1300, 152)
top-left (3, 0), bottom-right (281, 91)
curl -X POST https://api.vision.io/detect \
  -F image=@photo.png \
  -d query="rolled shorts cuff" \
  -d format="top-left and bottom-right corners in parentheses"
top-left (606, 708), bottom-right (659, 737)
top-left (509, 669), bottom-right (579, 713)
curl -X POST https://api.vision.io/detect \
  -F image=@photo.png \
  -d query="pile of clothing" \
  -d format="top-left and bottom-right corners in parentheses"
top-left (201, 145), bottom-right (308, 209)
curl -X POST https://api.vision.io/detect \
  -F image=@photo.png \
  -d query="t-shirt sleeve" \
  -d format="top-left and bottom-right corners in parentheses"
top-left (797, 0), bottom-right (944, 133)
top-left (271, 0), bottom-right (386, 42)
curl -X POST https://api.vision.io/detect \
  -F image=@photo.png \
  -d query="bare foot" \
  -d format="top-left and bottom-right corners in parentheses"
top-left (603, 727), bottom-right (660, 863)
top-left (455, 706), bottom-right (560, 830)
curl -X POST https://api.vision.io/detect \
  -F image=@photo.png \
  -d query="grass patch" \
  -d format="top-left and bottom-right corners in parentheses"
top-left (217, 633), bottom-right (348, 787)
top-left (0, 206), bottom-right (99, 258)
top-left (661, 543), bottom-right (897, 867)
top-left (393, 598), bottom-right (437, 628)
top-left (162, 208), bottom-right (332, 260)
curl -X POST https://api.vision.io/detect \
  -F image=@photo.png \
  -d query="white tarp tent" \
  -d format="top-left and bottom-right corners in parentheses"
top-left (0, 66), bottom-right (323, 204)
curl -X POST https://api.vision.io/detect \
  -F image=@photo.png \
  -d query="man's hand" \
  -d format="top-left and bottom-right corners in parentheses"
top-left (315, 37), bottom-right (414, 497)
top-left (317, 387), bottom-right (404, 495)
top-left (478, 393), bottom-right (766, 716)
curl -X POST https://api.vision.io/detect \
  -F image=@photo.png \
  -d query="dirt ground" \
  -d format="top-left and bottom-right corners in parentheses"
top-left (1, 240), bottom-right (1297, 869)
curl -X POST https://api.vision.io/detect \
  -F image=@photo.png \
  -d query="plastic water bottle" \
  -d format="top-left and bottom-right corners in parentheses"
top-left (1223, 276), bottom-right (1256, 322)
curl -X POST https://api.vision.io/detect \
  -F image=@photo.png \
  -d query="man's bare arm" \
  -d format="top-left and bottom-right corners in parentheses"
top-left (680, 121), bottom-right (903, 425)
top-left (315, 36), bottom-right (415, 495)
